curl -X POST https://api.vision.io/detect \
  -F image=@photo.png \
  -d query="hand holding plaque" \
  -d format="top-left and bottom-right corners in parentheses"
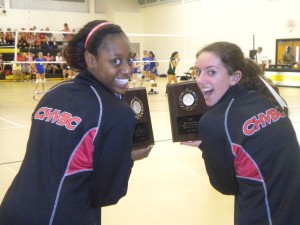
top-left (167, 81), bottom-right (207, 142)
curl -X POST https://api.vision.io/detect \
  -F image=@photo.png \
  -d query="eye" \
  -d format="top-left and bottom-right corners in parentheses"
top-left (195, 68), bottom-right (201, 77)
top-left (112, 58), bottom-right (121, 65)
top-left (207, 69), bottom-right (216, 76)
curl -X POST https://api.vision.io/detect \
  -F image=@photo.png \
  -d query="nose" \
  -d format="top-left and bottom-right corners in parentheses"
top-left (121, 61), bottom-right (131, 76)
top-left (196, 71), bottom-right (206, 85)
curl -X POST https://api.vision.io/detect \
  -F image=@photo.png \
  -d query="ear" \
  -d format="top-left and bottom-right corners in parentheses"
top-left (84, 51), bottom-right (96, 70)
top-left (230, 70), bottom-right (242, 85)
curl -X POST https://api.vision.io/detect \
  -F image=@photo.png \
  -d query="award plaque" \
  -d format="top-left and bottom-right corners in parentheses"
top-left (167, 81), bottom-right (207, 142)
top-left (123, 87), bottom-right (154, 150)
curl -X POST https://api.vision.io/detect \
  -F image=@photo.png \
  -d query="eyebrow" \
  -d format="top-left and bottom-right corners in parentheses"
top-left (206, 66), bottom-right (217, 69)
top-left (194, 65), bottom-right (217, 70)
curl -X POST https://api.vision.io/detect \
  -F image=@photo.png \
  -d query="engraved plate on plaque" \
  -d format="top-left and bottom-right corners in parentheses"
top-left (123, 87), bottom-right (154, 150)
top-left (167, 81), bottom-right (207, 142)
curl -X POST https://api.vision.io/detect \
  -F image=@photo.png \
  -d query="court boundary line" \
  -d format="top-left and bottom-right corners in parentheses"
top-left (0, 160), bottom-right (23, 166)
top-left (0, 117), bottom-right (26, 128)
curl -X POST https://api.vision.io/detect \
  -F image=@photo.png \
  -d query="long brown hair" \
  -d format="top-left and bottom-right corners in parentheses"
top-left (196, 42), bottom-right (288, 114)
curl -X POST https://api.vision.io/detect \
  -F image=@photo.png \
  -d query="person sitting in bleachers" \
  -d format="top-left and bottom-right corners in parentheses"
top-left (55, 51), bottom-right (64, 72)
top-left (25, 52), bottom-right (36, 80)
top-left (5, 28), bottom-right (15, 45)
top-left (45, 53), bottom-right (59, 74)
top-left (0, 54), bottom-right (3, 74)
top-left (26, 30), bottom-right (35, 49)
top-left (12, 63), bottom-right (24, 82)
top-left (45, 27), bottom-right (54, 44)
top-left (36, 29), bottom-right (46, 48)
top-left (17, 29), bottom-right (28, 49)
top-left (21, 63), bottom-right (32, 81)
top-left (0, 28), bottom-right (5, 44)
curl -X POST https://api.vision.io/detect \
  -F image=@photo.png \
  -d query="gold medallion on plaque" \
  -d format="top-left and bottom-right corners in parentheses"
top-left (179, 88), bottom-right (199, 112)
top-left (130, 96), bottom-right (144, 120)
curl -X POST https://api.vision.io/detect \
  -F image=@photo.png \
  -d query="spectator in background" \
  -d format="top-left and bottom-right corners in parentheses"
top-left (55, 51), bottom-right (64, 68)
top-left (26, 52), bottom-right (36, 80)
top-left (17, 28), bottom-right (28, 49)
top-left (62, 63), bottom-right (70, 80)
top-left (0, 54), bottom-right (4, 74)
top-left (45, 27), bottom-right (54, 44)
top-left (0, 28), bottom-right (5, 44)
top-left (37, 29), bottom-right (47, 48)
top-left (26, 30), bottom-right (35, 49)
top-left (5, 28), bottom-right (14, 45)
top-left (256, 47), bottom-right (267, 74)
top-left (12, 63), bottom-right (24, 82)
top-left (55, 51), bottom-right (64, 78)
top-left (45, 52), bottom-right (55, 74)
top-left (25, 51), bottom-right (34, 62)
top-left (44, 52), bottom-right (50, 61)
top-left (12, 53), bottom-right (26, 81)
top-left (62, 23), bottom-right (72, 42)
top-left (21, 63), bottom-right (32, 81)
top-left (282, 46), bottom-right (295, 65)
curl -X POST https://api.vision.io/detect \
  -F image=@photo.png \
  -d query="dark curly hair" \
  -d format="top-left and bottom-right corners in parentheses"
top-left (63, 20), bottom-right (127, 71)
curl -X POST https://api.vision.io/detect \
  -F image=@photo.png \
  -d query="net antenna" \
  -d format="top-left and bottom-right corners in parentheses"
top-left (27, 0), bottom-right (31, 29)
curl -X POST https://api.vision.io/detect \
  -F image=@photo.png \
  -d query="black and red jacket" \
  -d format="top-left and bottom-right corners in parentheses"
top-left (0, 70), bottom-right (135, 225)
top-left (199, 84), bottom-right (300, 225)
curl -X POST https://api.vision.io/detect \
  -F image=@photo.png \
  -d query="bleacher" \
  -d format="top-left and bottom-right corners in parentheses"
top-left (0, 42), bottom-right (65, 81)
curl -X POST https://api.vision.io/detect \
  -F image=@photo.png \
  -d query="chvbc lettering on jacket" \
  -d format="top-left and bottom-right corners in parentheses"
top-left (198, 84), bottom-right (300, 225)
top-left (0, 70), bottom-right (136, 225)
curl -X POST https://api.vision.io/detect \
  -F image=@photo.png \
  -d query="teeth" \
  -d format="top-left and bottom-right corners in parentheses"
top-left (115, 78), bottom-right (129, 86)
top-left (201, 88), bottom-right (212, 93)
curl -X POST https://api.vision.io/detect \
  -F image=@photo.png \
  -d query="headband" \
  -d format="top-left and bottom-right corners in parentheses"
top-left (84, 22), bottom-right (112, 49)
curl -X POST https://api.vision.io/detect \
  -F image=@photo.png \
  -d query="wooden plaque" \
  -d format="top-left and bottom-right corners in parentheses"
top-left (167, 81), bottom-right (207, 142)
top-left (123, 87), bottom-right (154, 150)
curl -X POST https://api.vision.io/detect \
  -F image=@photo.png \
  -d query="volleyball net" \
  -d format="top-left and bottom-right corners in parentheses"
top-left (1, 30), bottom-right (202, 76)
top-left (128, 34), bottom-right (202, 76)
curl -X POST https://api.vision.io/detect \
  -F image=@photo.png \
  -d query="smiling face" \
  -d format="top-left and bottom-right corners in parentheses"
top-left (195, 52), bottom-right (241, 107)
top-left (85, 34), bottom-right (133, 94)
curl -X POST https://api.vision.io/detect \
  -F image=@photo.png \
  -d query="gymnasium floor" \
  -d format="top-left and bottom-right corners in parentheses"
top-left (0, 77), bottom-right (300, 225)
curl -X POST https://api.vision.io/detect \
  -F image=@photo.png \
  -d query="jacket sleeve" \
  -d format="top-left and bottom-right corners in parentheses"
top-left (199, 119), bottom-right (238, 195)
top-left (90, 104), bottom-right (135, 207)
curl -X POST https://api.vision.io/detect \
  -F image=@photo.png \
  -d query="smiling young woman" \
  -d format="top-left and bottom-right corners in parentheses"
top-left (0, 20), bottom-right (152, 225)
top-left (182, 41), bottom-right (300, 225)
